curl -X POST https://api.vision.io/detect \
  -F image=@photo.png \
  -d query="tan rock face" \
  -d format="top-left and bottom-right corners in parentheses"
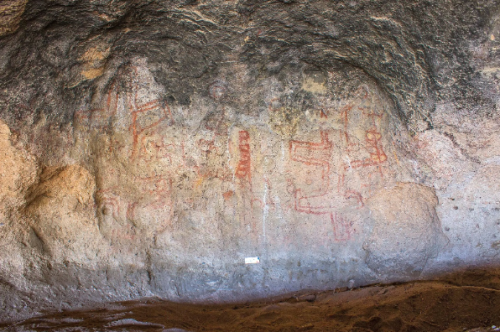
top-left (0, 119), bottom-right (36, 220)
top-left (25, 165), bottom-right (100, 263)
top-left (0, 119), bottom-right (37, 312)
top-left (0, 0), bottom-right (26, 36)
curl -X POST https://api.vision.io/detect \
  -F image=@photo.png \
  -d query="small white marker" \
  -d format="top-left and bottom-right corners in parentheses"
top-left (245, 257), bottom-right (260, 264)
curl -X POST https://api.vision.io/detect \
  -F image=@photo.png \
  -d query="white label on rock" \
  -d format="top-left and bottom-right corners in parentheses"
top-left (245, 257), bottom-right (260, 264)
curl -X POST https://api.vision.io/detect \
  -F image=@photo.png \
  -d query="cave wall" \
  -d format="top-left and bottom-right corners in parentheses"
top-left (0, 0), bottom-right (500, 322)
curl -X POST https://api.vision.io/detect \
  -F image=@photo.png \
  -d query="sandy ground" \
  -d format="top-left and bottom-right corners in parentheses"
top-left (3, 269), bottom-right (500, 331)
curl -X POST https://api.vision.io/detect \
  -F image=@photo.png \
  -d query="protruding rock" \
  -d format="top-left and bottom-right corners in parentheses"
top-left (364, 183), bottom-right (448, 279)
top-left (0, 0), bottom-right (27, 36)
top-left (25, 165), bottom-right (101, 263)
top-left (0, 119), bottom-right (37, 219)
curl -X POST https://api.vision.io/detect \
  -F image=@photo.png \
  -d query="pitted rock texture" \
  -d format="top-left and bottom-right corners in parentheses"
top-left (0, 0), bottom-right (499, 323)
top-left (365, 183), bottom-right (447, 278)
top-left (0, 0), bottom-right (27, 37)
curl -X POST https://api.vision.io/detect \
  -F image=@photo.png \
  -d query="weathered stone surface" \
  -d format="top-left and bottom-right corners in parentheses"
top-left (0, 0), bottom-right (26, 37)
top-left (365, 183), bottom-right (447, 278)
top-left (25, 165), bottom-right (100, 263)
top-left (0, 0), bottom-right (499, 323)
top-left (0, 119), bottom-right (36, 218)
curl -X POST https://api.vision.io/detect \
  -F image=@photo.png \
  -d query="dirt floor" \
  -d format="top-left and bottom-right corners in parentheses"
top-left (3, 269), bottom-right (500, 332)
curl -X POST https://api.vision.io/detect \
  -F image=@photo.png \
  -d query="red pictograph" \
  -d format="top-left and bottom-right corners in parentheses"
top-left (208, 81), bottom-right (227, 101)
top-left (129, 98), bottom-right (174, 159)
top-left (97, 174), bottom-right (173, 236)
top-left (289, 130), bottom-right (334, 214)
top-left (339, 104), bottom-right (355, 149)
top-left (137, 176), bottom-right (173, 210)
top-left (188, 108), bottom-right (231, 182)
top-left (74, 66), bottom-right (175, 160)
top-left (139, 136), bottom-right (177, 163)
top-left (289, 130), bottom-right (353, 241)
top-left (344, 189), bottom-right (364, 207)
top-left (348, 107), bottom-right (387, 176)
top-left (74, 83), bottom-right (119, 130)
top-left (96, 189), bottom-right (121, 221)
top-left (330, 213), bottom-right (354, 242)
top-left (198, 138), bottom-right (222, 155)
top-left (350, 130), bottom-right (387, 170)
top-left (126, 202), bottom-right (137, 221)
top-left (223, 190), bottom-right (234, 201)
top-left (232, 130), bottom-right (260, 242)
top-left (236, 130), bottom-right (251, 184)
top-left (191, 132), bottom-right (232, 183)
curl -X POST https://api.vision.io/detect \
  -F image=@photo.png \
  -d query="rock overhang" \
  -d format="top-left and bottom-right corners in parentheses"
top-left (0, 0), bottom-right (499, 323)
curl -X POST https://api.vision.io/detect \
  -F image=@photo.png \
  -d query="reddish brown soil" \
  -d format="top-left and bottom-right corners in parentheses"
top-left (3, 269), bottom-right (500, 332)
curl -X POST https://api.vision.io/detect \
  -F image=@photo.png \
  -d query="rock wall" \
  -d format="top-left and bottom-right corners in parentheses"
top-left (0, 0), bottom-right (499, 322)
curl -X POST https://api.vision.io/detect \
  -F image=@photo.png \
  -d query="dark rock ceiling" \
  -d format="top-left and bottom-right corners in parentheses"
top-left (0, 0), bottom-right (498, 132)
